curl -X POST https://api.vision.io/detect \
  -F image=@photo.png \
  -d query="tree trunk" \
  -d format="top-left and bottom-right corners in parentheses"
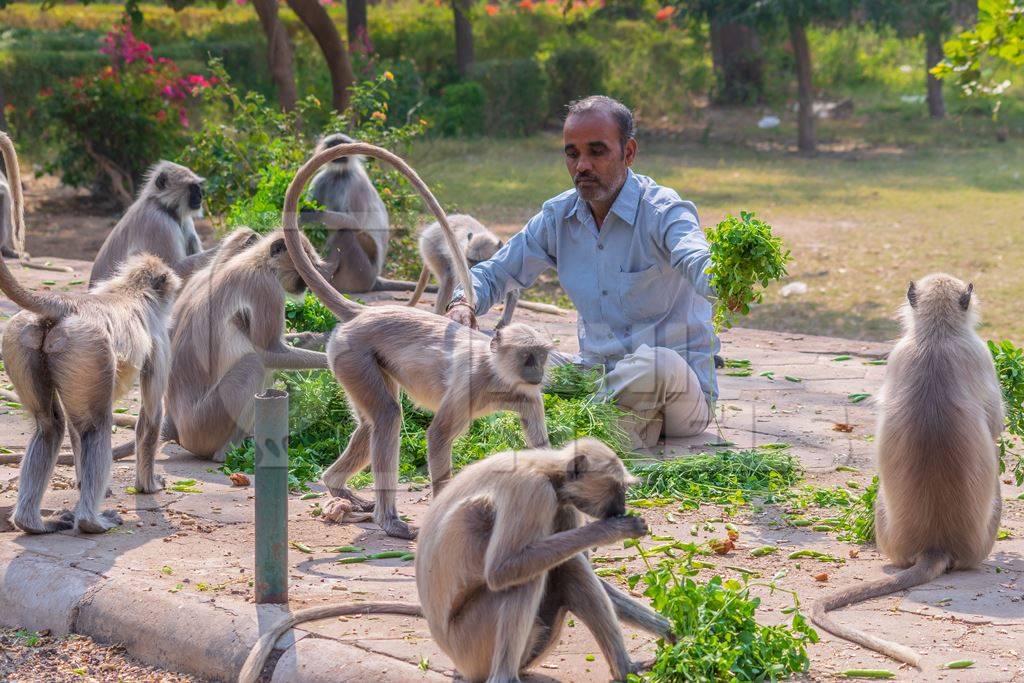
top-left (252, 0), bottom-right (298, 111)
top-left (789, 19), bottom-right (815, 154)
top-left (453, 0), bottom-right (475, 77)
top-left (709, 17), bottom-right (764, 105)
top-left (346, 0), bottom-right (368, 50)
top-left (286, 0), bottom-right (353, 111)
top-left (925, 31), bottom-right (947, 120)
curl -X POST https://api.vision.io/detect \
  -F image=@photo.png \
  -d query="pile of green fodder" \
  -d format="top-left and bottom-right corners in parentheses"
top-left (222, 363), bottom-right (630, 491)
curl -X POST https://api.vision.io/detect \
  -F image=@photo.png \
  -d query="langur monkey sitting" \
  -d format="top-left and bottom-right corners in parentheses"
top-left (408, 213), bottom-right (521, 326)
top-left (160, 229), bottom-right (329, 462)
top-left (89, 160), bottom-right (209, 288)
top-left (238, 439), bottom-right (671, 683)
top-left (1, 132), bottom-right (182, 534)
top-left (283, 142), bottom-right (552, 539)
top-left (0, 165), bottom-right (21, 258)
top-left (812, 274), bottom-right (1004, 667)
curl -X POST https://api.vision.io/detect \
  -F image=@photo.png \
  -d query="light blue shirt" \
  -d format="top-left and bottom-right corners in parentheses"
top-left (454, 170), bottom-right (720, 401)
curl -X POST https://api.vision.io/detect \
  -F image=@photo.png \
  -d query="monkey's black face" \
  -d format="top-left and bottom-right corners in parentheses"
top-left (188, 183), bottom-right (203, 211)
top-left (518, 349), bottom-right (548, 385)
top-left (601, 484), bottom-right (627, 519)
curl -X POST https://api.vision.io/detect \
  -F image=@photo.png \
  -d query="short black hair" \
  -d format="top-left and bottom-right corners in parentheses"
top-left (565, 96), bottom-right (635, 149)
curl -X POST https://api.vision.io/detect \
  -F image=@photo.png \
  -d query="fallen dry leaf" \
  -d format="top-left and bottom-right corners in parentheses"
top-left (726, 529), bottom-right (740, 541)
top-left (813, 572), bottom-right (829, 582)
top-left (709, 538), bottom-right (735, 555)
top-left (228, 472), bottom-right (250, 487)
top-left (848, 548), bottom-right (860, 558)
top-left (832, 423), bottom-right (855, 433)
top-left (322, 497), bottom-right (373, 524)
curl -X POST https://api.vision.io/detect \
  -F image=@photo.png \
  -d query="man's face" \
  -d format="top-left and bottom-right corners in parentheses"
top-left (563, 111), bottom-right (636, 204)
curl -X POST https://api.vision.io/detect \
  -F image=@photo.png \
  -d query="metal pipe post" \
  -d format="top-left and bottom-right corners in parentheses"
top-left (254, 389), bottom-right (289, 604)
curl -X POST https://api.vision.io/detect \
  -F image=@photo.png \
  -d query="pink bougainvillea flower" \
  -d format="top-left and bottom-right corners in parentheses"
top-left (485, 4), bottom-right (499, 14)
top-left (155, 109), bottom-right (167, 122)
top-left (178, 108), bottom-right (189, 127)
top-left (654, 5), bottom-right (675, 21)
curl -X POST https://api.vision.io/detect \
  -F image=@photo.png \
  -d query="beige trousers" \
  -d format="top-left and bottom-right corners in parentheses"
top-left (594, 344), bottom-right (712, 450)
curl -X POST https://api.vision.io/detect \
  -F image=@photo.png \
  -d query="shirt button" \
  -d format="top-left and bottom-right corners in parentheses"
top-left (601, 290), bottom-right (608, 296)
top-left (598, 244), bottom-right (605, 250)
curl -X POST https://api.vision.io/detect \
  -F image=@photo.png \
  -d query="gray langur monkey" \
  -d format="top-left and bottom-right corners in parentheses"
top-left (89, 160), bottom-right (209, 288)
top-left (237, 439), bottom-right (670, 683)
top-left (812, 274), bottom-right (1004, 667)
top-left (0, 165), bottom-right (22, 258)
top-left (1, 132), bottom-right (181, 535)
top-left (160, 229), bottom-right (329, 462)
top-left (417, 438), bottom-right (672, 682)
top-left (284, 142), bottom-right (553, 539)
top-left (407, 213), bottom-right (521, 326)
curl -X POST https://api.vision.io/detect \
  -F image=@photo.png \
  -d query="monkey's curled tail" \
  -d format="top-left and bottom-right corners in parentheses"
top-left (0, 133), bottom-right (68, 318)
top-left (238, 602), bottom-right (423, 683)
top-left (811, 549), bottom-right (949, 667)
top-left (282, 142), bottom-right (473, 324)
top-left (406, 266), bottom-right (431, 307)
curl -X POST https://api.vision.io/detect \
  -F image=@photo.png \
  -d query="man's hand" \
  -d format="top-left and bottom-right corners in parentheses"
top-left (445, 301), bottom-right (478, 330)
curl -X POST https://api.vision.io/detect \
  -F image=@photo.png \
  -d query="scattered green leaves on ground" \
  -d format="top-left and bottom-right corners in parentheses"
top-left (627, 446), bottom-right (801, 511)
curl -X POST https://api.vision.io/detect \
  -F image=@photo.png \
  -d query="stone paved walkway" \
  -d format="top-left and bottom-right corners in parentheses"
top-left (0, 258), bottom-right (1021, 682)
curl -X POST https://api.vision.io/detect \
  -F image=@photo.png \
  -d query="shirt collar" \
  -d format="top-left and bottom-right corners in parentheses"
top-left (567, 170), bottom-right (641, 227)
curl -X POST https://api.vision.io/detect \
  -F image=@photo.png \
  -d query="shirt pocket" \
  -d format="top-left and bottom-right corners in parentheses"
top-left (617, 263), bottom-right (669, 322)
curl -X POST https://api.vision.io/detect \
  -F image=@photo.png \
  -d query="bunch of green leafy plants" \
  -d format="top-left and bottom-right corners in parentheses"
top-left (627, 446), bottom-right (802, 510)
top-left (705, 211), bottom-right (791, 333)
top-left (989, 339), bottom-right (1024, 485)
top-left (285, 292), bottom-right (338, 335)
top-left (542, 363), bottom-right (605, 399)
top-left (781, 476), bottom-right (877, 544)
top-left (627, 544), bottom-right (817, 682)
top-left (223, 363), bottom-right (631, 490)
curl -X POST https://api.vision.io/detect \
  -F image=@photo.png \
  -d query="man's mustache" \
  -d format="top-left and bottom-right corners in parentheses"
top-left (574, 173), bottom-right (600, 185)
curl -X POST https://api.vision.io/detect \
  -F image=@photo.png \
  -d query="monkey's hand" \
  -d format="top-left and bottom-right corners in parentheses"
top-left (602, 515), bottom-right (649, 541)
top-left (445, 301), bottom-right (478, 330)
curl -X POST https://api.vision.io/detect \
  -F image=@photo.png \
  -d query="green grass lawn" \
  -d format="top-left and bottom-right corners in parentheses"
top-left (409, 133), bottom-right (1024, 344)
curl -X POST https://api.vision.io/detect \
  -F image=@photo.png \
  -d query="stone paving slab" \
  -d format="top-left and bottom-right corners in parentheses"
top-left (0, 259), bottom-right (1021, 681)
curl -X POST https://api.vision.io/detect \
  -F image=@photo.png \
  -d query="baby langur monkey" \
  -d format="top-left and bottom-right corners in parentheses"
top-left (89, 160), bottom-right (208, 288)
top-left (238, 439), bottom-right (670, 683)
top-left (812, 274), bottom-right (1004, 667)
top-left (408, 213), bottom-right (521, 326)
top-left (283, 142), bottom-right (551, 539)
top-left (0, 132), bottom-right (181, 535)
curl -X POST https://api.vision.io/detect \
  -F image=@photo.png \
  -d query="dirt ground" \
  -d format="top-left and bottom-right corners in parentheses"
top-left (0, 628), bottom-right (198, 682)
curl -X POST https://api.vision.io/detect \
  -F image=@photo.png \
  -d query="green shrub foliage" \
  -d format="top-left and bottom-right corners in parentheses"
top-left (472, 58), bottom-right (550, 136)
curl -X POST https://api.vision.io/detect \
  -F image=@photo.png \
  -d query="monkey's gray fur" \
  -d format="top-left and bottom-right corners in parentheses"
top-left (285, 142), bottom-right (556, 539)
top-left (418, 438), bottom-right (672, 682)
top-left (0, 166), bottom-right (21, 258)
top-left (89, 160), bottom-right (209, 288)
top-left (1, 131), bottom-right (181, 535)
top-left (811, 273), bottom-right (1004, 667)
top-left (160, 228), bottom-right (329, 462)
top-left (408, 213), bottom-right (520, 326)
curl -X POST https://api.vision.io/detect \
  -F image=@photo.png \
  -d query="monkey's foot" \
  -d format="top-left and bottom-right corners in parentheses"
top-left (134, 474), bottom-right (166, 494)
top-left (378, 515), bottom-right (418, 540)
top-left (327, 485), bottom-right (375, 512)
top-left (76, 509), bottom-right (123, 534)
top-left (11, 510), bottom-right (74, 534)
top-left (629, 658), bottom-right (657, 676)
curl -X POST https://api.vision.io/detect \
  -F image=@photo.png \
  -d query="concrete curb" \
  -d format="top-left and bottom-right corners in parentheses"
top-left (0, 547), bottom-right (443, 682)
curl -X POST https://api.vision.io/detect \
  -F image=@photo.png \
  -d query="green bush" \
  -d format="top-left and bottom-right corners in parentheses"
top-left (473, 58), bottom-right (550, 136)
top-left (433, 81), bottom-right (487, 137)
top-left (546, 43), bottom-right (607, 118)
top-left (989, 339), bottom-right (1024, 485)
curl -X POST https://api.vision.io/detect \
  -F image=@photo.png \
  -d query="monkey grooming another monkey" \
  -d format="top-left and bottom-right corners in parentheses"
top-left (812, 274), bottom-right (1004, 667)
top-left (418, 438), bottom-right (671, 682)
top-left (1, 132), bottom-right (181, 534)
top-left (89, 160), bottom-right (209, 288)
top-left (284, 142), bottom-right (553, 539)
top-left (161, 228), bottom-right (329, 462)
top-left (238, 439), bottom-right (670, 683)
top-left (408, 213), bottom-right (521, 326)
